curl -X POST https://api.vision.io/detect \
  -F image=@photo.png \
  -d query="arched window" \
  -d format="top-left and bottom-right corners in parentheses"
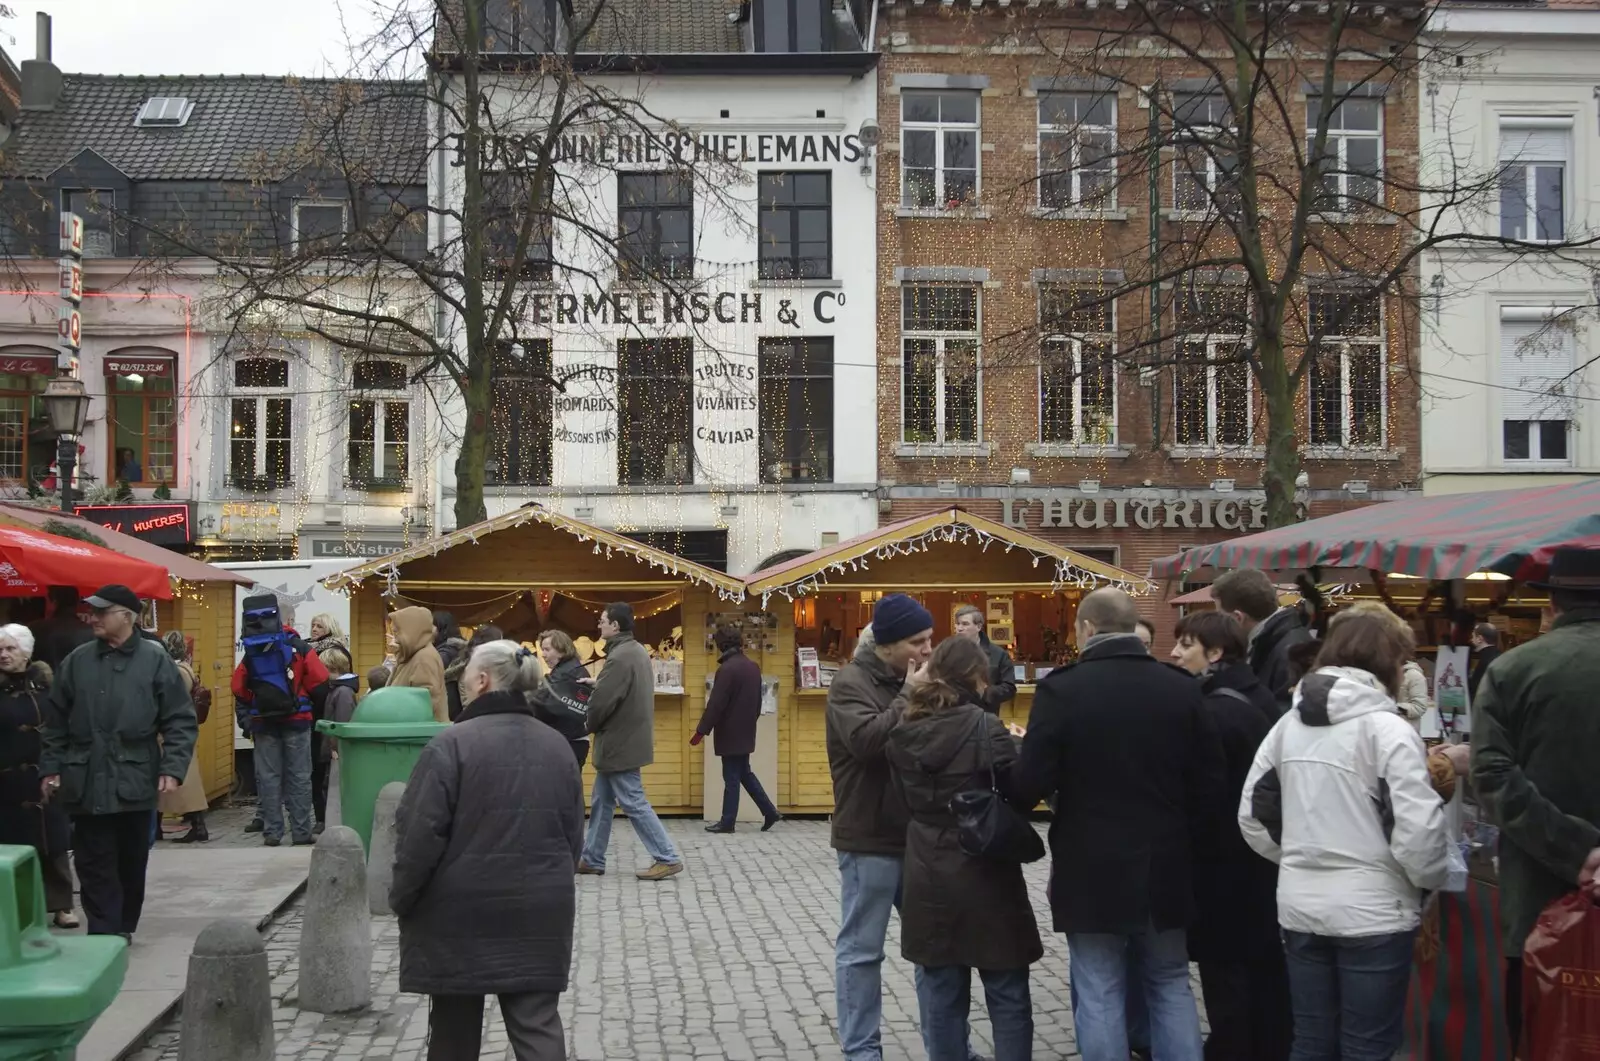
top-left (230, 357), bottom-right (292, 487)
top-left (348, 359), bottom-right (409, 486)
top-left (0, 346), bottom-right (56, 485)
top-left (105, 348), bottom-right (178, 485)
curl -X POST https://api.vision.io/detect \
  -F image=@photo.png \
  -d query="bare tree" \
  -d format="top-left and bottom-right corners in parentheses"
top-left (944, 0), bottom-right (1600, 527)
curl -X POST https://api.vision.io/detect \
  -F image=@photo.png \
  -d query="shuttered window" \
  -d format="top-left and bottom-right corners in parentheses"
top-left (1500, 310), bottom-right (1575, 462)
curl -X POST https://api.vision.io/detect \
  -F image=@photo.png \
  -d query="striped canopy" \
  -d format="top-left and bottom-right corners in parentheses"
top-left (1149, 481), bottom-right (1600, 581)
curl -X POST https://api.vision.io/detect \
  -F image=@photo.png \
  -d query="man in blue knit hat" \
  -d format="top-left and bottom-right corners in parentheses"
top-left (828, 592), bottom-right (966, 1061)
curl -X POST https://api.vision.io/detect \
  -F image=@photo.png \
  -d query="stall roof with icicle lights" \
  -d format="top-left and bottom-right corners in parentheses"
top-left (745, 507), bottom-right (1153, 607)
top-left (321, 502), bottom-right (747, 602)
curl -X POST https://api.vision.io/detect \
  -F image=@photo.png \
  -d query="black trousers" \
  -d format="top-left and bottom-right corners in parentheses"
top-left (717, 753), bottom-right (778, 826)
top-left (310, 732), bottom-right (330, 824)
top-left (72, 811), bottom-right (152, 936)
top-left (570, 740), bottom-right (589, 770)
top-left (1198, 949), bottom-right (1293, 1061)
top-left (428, 992), bottom-right (564, 1061)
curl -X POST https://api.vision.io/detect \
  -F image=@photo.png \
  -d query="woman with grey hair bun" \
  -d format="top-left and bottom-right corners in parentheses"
top-left (390, 639), bottom-right (585, 1059)
top-left (0, 622), bottom-right (78, 927)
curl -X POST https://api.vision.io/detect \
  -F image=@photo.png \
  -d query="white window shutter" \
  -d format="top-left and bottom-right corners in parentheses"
top-left (1499, 317), bottom-right (1574, 420)
top-left (1499, 127), bottom-right (1569, 164)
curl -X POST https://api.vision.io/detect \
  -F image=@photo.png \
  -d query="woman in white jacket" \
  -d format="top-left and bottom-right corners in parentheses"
top-left (1238, 608), bottom-right (1451, 1061)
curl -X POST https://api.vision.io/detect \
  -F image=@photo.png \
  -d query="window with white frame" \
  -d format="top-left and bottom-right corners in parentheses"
top-left (1500, 310), bottom-right (1576, 463)
top-left (1039, 286), bottom-right (1116, 444)
top-left (348, 360), bottom-right (410, 485)
top-left (1308, 97), bottom-right (1382, 212)
top-left (902, 285), bottom-right (980, 444)
top-left (1172, 93), bottom-right (1238, 212)
top-left (1039, 93), bottom-right (1115, 209)
top-left (901, 91), bottom-right (980, 209)
top-left (1308, 290), bottom-right (1385, 448)
top-left (1499, 120), bottom-right (1570, 242)
top-left (293, 199), bottom-right (347, 252)
top-left (229, 357), bottom-right (293, 487)
top-left (1173, 287), bottom-right (1251, 447)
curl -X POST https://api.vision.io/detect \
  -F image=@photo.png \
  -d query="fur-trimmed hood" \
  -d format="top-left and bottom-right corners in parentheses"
top-left (1, 660), bottom-right (52, 690)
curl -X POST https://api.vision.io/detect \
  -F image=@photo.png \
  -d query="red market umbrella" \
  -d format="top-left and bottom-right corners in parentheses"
top-left (1149, 480), bottom-right (1600, 583)
top-left (0, 523), bottom-right (171, 600)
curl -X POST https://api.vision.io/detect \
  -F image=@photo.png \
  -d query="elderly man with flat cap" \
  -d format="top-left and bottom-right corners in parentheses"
top-left (40, 584), bottom-right (194, 941)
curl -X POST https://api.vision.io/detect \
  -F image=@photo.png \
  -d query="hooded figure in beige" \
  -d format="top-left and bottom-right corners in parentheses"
top-left (388, 606), bottom-right (449, 722)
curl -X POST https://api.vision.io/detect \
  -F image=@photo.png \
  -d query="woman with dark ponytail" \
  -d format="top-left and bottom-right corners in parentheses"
top-left (887, 636), bottom-right (1041, 1061)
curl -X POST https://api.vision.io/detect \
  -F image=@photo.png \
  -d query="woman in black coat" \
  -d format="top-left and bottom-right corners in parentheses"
top-left (530, 630), bottom-right (592, 767)
top-left (887, 636), bottom-right (1041, 1061)
top-left (1169, 610), bottom-right (1290, 1061)
top-left (0, 623), bottom-right (77, 927)
top-left (391, 639), bottom-right (584, 1061)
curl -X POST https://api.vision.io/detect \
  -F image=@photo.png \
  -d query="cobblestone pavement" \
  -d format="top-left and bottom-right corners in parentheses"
top-left (128, 819), bottom-right (1205, 1060)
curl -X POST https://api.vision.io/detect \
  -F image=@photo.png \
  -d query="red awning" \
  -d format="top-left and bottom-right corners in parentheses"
top-left (1150, 481), bottom-right (1600, 582)
top-left (0, 524), bottom-right (171, 599)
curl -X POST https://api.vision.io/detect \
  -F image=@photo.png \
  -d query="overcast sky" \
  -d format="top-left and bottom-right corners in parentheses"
top-left (5, 1), bottom-right (397, 77)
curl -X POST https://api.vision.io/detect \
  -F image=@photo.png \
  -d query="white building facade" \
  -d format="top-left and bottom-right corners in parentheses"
top-left (1421, 1), bottom-right (1600, 496)
top-left (430, 2), bottom-right (882, 574)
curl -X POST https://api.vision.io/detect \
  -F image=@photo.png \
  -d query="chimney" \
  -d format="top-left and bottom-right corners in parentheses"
top-left (20, 12), bottom-right (62, 112)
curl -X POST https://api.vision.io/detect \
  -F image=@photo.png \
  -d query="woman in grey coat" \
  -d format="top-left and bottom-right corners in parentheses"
top-left (390, 640), bottom-right (585, 1061)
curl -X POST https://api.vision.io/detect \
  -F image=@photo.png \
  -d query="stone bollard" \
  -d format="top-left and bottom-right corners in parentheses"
top-left (368, 781), bottom-right (405, 916)
top-left (298, 825), bottom-right (372, 1013)
top-left (178, 919), bottom-right (274, 1061)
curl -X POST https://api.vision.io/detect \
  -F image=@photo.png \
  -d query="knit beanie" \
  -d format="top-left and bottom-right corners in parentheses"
top-left (872, 594), bottom-right (934, 647)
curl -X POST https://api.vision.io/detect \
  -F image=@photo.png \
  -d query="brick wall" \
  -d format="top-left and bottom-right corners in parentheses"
top-left (875, 3), bottom-right (1422, 498)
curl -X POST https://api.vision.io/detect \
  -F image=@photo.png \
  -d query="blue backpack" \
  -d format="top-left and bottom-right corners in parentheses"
top-left (240, 595), bottom-right (302, 720)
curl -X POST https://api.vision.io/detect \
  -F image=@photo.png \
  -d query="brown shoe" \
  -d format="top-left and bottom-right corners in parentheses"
top-left (636, 861), bottom-right (683, 881)
top-left (575, 859), bottom-right (605, 876)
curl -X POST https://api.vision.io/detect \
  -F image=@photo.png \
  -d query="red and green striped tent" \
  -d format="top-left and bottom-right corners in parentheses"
top-left (1150, 480), bottom-right (1600, 581)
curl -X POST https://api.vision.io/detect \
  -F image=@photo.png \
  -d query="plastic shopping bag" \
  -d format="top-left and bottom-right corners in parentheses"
top-left (1523, 891), bottom-right (1600, 1059)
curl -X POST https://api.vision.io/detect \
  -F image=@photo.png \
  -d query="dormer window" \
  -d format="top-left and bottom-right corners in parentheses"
top-left (134, 97), bottom-right (193, 128)
top-left (481, 0), bottom-right (558, 52)
top-left (754, 0), bottom-right (832, 53)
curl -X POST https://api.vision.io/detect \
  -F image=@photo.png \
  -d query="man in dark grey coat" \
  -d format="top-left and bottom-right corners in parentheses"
top-left (577, 602), bottom-right (683, 880)
top-left (694, 627), bottom-right (780, 833)
top-left (40, 583), bottom-right (194, 941)
top-left (391, 639), bottom-right (584, 1061)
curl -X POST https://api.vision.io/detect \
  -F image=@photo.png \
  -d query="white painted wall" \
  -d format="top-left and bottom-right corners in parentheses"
top-left (1420, 11), bottom-right (1600, 494)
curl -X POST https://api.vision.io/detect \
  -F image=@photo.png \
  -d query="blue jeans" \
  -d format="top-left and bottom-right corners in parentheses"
top-left (254, 725), bottom-right (314, 842)
top-left (1282, 929), bottom-right (1417, 1061)
top-left (581, 769), bottom-right (680, 870)
top-left (1067, 925), bottom-right (1203, 1061)
top-left (1070, 948), bottom-right (1149, 1050)
top-left (918, 964), bottom-right (1033, 1061)
top-left (718, 754), bottom-right (778, 826)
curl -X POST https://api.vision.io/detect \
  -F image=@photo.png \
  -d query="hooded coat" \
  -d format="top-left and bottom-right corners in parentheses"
top-left (391, 690), bottom-right (584, 995)
top-left (888, 698), bottom-right (1042, 971)
top-left (1239, 667), bottom-right (1452, 938)
top-left (388, 607), bottom-right (448, 723)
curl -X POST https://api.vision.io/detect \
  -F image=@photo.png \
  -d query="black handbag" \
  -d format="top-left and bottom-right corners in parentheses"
top-left (948, 711), bottom-right (1046, 864)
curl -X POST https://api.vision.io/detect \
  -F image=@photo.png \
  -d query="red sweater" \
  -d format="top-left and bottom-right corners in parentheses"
top-left (232, 630), bottom-right (329, 730)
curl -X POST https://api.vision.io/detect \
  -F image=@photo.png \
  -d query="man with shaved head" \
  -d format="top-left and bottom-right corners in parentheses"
top-left (1016, 588), bottom-right (1225, 1061)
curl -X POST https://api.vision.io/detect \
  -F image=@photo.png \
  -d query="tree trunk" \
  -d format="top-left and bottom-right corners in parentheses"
top-left (453, 357), bottom-right (492, 528)
top-left (1258, 336), bottom-right (1302, 529)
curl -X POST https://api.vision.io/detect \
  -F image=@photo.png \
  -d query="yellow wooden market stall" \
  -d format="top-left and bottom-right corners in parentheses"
top-left (324, 503), bottom-right (748, 816)
top-left (744, 507), bottom-right (1152, 815)
top-left (0, 502), bottom-right (254, 802)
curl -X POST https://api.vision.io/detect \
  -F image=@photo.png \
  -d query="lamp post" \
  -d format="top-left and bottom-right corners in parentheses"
top-left (41, 374), bottom-right (91, 514)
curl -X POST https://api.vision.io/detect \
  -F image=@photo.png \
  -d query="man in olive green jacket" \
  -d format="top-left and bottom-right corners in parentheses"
top-left (576, 602), bottom-right (682, 881)
top-left (1472, 550), bottom-right (1600, 1048)
top-left (40, 585), bottom-right (195, 939)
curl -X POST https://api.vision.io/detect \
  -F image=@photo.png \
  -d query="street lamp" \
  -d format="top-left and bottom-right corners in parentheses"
top-left (40, 374), bottom-right (91, 514)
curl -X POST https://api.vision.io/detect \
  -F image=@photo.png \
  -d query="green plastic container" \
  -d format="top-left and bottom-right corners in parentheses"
top-left (0, 845), bottom-right (127, 1061)
top-left (317, 686), bottom-right (448, 853)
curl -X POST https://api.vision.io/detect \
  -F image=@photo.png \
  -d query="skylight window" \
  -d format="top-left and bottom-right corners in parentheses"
top-left (135, 97), bottom-right (194, 128)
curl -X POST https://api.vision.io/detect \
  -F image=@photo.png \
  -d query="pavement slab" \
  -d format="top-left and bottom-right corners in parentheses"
top-left (122, 818), bottom-right (1210, 1060)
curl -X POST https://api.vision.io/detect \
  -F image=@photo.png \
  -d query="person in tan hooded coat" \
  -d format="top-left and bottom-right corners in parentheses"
top-left (388, 606), bottom-right (448, 722)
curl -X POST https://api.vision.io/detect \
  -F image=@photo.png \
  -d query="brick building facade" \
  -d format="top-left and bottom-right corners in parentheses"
top-left (872, 0), bottom-right (1424, 629)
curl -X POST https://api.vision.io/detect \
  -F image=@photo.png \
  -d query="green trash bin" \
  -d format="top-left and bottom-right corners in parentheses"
top-left (317, 686), bottom-right (448, 853)
top-left (0, 844), bottom-right (127, 1061)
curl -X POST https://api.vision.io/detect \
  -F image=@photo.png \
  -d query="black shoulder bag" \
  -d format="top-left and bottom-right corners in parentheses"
top-left (949, 711), bottom-right (1046, 864)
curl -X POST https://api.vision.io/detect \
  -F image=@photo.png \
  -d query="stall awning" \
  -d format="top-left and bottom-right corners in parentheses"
top-left (1150, 480), bottom-right (1600, 581)
top-left (0, 503), bottom-right (253, 588)
top-left (746, 506), bottom-right (1153, 603)
top-left (323, 503), bottom-right (747, 601)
